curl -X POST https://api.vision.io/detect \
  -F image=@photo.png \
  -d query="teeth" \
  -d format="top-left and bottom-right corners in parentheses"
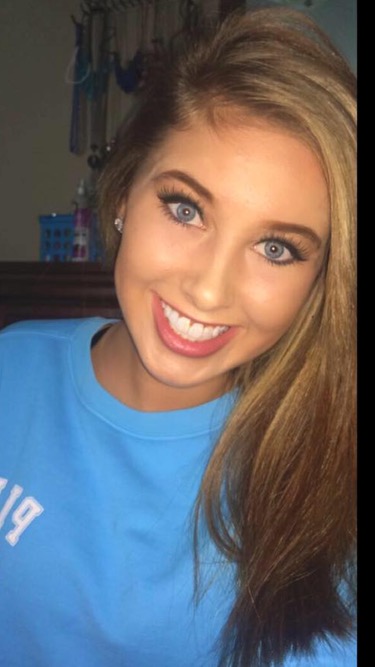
top-left (189, 322), bottom-right (204, 338)
top-left (178, 316), bottom-right (190, 334)
top-left (161, 301), bottom-right (229, 342)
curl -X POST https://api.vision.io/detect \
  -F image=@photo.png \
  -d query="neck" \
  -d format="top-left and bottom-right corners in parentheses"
top-left (91, 321), bottom-right (229, 412)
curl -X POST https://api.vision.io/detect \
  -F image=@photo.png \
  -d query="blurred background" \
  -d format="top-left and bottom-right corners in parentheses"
top-left (0, 0), bottom-right (356, 262)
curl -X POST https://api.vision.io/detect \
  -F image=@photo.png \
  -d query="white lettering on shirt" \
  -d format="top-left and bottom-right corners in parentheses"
top-left (0, 477), bottom-right (44, 546)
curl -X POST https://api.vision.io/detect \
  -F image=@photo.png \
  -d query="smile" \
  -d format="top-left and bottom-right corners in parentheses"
top-left (152, 294), bottom-right (236, 358)
top-left (161, 300), bottom-right (229, 342)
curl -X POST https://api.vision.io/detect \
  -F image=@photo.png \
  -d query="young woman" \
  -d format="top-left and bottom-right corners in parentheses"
top-left (0, 8), bottom-right (356, 667)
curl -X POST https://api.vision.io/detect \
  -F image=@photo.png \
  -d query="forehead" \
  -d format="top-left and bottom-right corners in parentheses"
top-left (139, 115), bottom-right (324, 184)
top-left (133, 117), bottom-right (329, 233)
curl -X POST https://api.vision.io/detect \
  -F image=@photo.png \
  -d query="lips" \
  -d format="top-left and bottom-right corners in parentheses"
top-left (161, 300), bottom-right (229, 342)
top-left (152, 294), bottom-right (237, 358)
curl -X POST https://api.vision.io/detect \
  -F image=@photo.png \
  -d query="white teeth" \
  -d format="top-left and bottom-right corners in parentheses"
top-left (161, 300), bottom-right (229, 342)
top-left (178, 316), bottom-right (190, 334)
top-left (170, 310), bottom-right (179, 327)
top-left (189, 322), bottom-right (204, 338)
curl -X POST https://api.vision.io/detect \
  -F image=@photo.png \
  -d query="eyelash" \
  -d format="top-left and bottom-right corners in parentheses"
top-left (156, 187), bottom-right (309, 266)
top-left (256, 234), bottom-right (309, 266)
top-left (157, 187), bottom-right (204, 227)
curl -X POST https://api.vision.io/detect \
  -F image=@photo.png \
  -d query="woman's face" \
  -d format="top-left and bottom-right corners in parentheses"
top-left (114, 118), bottom-right (329, 407)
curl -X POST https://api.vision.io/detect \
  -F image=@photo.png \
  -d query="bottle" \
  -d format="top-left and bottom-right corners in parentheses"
top-left (72, 179), bottom-right (91, 261)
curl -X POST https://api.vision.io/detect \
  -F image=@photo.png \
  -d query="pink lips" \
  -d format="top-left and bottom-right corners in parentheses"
top-left (152, 294), bottom-right (237, 358)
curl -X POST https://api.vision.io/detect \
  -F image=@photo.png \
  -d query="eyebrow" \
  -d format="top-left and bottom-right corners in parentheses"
top-left (154, 169), bottom-right (323, 248)
top-left (152, 169), bottom-right (214, 203)
top-left (265, 222), bottom-right (322, 248)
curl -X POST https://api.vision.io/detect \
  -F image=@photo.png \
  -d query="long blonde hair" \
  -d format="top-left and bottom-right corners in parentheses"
top-left (98, 8), bottom-right (356, 665)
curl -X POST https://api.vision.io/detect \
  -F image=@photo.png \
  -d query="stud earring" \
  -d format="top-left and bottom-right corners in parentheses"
top-left (114, 217), bottom-right (124, 234)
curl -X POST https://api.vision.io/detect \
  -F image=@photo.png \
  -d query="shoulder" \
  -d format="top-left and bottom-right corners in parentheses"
top-left (0, 317), bottom-right (113, 343)
top-left (1, 317), bottom-right (89, 340)
top-left (0, 317), bottom-right (118, 408)
top-left (0, 317), bottom-right (116, 368)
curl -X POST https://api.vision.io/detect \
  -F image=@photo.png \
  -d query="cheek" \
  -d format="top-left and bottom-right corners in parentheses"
top-left (114, 220), bottom-right (177, 293)
top-left (241, 269), bottom-right (319, 333)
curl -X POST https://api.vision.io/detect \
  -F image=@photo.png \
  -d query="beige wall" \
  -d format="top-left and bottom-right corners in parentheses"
top-left (0, 0), bottom-right (220, 262)
top-left (0, 0), bottom-right (88, 260)
top-left (0, 0), bottom-right (354, 261)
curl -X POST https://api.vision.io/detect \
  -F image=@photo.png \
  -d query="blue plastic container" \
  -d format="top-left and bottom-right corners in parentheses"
top-left (39, 214), bottom-right (74, 262)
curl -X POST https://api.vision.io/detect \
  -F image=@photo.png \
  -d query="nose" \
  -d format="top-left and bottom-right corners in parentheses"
top-left (181, 238), bottom-right (236, 314)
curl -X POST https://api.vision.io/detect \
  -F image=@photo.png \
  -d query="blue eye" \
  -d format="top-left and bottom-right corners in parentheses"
top-left (263, 240), bottom-right (291, 261)
top-left (169, 201), bottom-right (198, 224)
top-left (256, 237), bottom-right (307, 266)
top-left (158, 190), bottom-right (204, 227)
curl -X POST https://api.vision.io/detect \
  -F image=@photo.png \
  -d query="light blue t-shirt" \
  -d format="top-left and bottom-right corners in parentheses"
top-left (0, 318), bottom-right (356, 667)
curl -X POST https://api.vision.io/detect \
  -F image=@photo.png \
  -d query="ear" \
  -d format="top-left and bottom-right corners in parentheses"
top-left (117, 200), bottom-right (127, 220)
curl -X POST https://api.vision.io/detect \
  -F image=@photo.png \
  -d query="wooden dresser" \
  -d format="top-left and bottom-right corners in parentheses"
top-left (0, 261), bottom-right (122, 329)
